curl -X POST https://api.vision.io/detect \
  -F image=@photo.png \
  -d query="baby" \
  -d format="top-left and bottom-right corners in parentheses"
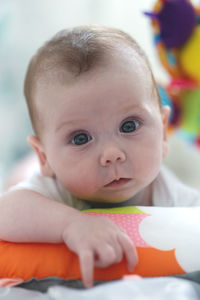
top-left (1, 25), bottom-right (200, 288)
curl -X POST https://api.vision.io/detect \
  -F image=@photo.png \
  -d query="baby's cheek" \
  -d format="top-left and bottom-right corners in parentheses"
top-left (141, 147), bottom-right (162, 178)
top-left (132, 138), bottom-right (162, 176)
top-left (62, 171), bottom-right (98, 198)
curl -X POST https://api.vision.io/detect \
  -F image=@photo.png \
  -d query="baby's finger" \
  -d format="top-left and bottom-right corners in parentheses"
top-left (118, 233), bottom-right (138, 272)
top-left (79, 249), bottom-right (94, 288)
top-left (94, 244), bottom-right (118, 268)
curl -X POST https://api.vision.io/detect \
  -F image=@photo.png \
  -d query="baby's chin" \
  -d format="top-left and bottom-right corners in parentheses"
top-left (78, 185), bottom-right (152, 207)
top-left (79, 190), bottom-right (136, 203)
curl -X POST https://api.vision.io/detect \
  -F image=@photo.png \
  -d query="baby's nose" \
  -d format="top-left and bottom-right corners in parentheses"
top-left (100, 146), bottom-right (126, 167)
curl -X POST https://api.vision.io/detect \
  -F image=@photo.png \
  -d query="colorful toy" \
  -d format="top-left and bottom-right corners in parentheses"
top-left (1, 206), bottom-right (200, 283)
top-left (145, 0), bottom-right (200, 148)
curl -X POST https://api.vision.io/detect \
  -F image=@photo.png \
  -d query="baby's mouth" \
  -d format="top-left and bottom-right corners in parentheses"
top-left (104, 178), bottom-right (131, 188)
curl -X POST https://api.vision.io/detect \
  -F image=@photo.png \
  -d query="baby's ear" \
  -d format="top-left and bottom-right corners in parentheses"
top-left (27, 135), bottom-right (55, 177)
top-left (161, 105), bottom-right (171, 157)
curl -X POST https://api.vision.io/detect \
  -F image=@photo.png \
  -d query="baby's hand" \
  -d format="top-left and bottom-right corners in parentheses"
top-left (62, 213), bottom-right (138, 288)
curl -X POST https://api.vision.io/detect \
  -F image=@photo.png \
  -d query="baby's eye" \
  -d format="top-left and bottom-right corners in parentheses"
top-left (72, 132), bottom-right (92, 145)
top-left (120, 119), bottom-right (140, 133)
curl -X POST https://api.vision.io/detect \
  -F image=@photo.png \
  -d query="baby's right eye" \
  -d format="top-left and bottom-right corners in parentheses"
top-left (71, 132), bottom-right (92, 146)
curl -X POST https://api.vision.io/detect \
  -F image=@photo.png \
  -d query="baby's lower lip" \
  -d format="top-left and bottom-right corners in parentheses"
top-left (104, 178), bottom-right (131, 188)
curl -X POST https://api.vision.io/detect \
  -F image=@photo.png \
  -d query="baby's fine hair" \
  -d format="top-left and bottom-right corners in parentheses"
top-left (24, 25), bottom-right (159, 135)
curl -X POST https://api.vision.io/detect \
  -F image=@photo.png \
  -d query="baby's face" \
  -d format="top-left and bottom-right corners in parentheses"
top-left (33, 54), bottom-right (169, 204)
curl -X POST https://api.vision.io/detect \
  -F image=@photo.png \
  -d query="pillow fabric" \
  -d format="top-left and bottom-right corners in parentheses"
top-left (1, 206), bottom-right (199, 281)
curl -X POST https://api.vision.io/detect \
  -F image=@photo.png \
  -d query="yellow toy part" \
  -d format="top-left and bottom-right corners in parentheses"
top-left (179, 26), bottom-right (200, 83)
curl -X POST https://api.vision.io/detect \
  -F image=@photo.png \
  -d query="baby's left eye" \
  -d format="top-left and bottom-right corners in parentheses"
top-left (120, 120), bottom-right (140, 133)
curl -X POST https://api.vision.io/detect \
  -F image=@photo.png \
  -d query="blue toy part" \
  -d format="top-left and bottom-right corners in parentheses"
top-left (157, 84), bottom-right (173, 122)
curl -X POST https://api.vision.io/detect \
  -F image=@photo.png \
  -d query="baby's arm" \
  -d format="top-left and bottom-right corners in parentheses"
top-left (0, 190), bottom-right (137, 287)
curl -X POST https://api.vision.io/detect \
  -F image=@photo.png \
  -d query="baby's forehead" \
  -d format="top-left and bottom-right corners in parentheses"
top-left (35, 47), bottom-right (157, 115)
top-left (38, 59), bottom-right (155, 108)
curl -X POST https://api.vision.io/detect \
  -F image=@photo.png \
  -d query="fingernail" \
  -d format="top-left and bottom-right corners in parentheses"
top-left (85, 281), bottom-right (93, 289)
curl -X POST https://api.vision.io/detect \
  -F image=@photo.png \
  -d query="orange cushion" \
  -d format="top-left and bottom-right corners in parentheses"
top-left (0, 242), bottom-right (185, 281)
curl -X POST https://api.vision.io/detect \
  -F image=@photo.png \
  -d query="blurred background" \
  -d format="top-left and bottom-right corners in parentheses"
top-left (1, 0), bottom-right (200, 193)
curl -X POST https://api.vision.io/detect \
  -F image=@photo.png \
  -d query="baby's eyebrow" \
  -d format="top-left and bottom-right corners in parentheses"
top-left (56, 118), bottom-right (87, 132)
top-left (120, 104), bottom-right (149, 114)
